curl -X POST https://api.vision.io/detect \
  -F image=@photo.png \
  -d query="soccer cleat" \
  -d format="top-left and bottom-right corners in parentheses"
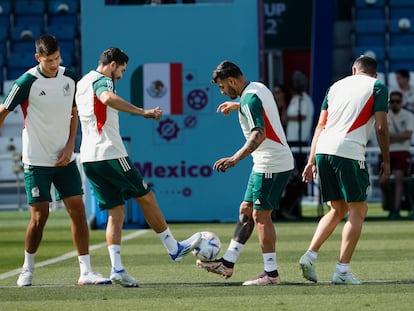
top-left (78, 272), bottom-right (112, 286)
top-left (169, 232), bottom-right (202, 262)
top-left (196, 258), bottom-right (234, 279)
top-left (332, 271), bottom-right (362, 285)
top-left (299, 254), bottom-right (318, 283)
top-left (17, 269), bottom-right (33, 287)
top-left (110, 268), bottom-right (140, 287)
top-left (242, 272), bottom-right (281, 286)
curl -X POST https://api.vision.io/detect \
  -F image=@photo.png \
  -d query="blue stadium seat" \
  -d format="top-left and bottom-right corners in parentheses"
top-left (10, 40), bottom-right (35, 54)
top-left (48, 13), bottom-right (78, 26)
top-left (389, 18), bottom-right (414, 45)
top-left (354, 0), bottom-right (387, 20)
top-left (0, 26), bottom-right (7, 42)
top-left (0, 1), bottom-right (12, 14)
top-left (10, 25), bottom-right (40, 53)
top-left (354, 45), bottom-right (386, 72)
top-left (388, 46), bottom-right (414, 71)
top-left (58, 40), bottom-right (75, 57)
top-left (6, 51), bottom-right (36, 80)
top-left (354, 45), bottom-right (386, 61)
top-left (14, 0), bottom-right (45, 15)
top-left (13, 14), bottom-right (45, 28)
top-left (46, 24), bottom-right (77, 40)
top-left (48, 0), bottom-right (79, 14)
top-left (0, 3), bottom-right (11, 32)
top-left (10, 25), bottom-right (42, 41)
top-left (353, 19), bottom-right (386, 46)
top-left (60, 52), bottom-right (74, 68)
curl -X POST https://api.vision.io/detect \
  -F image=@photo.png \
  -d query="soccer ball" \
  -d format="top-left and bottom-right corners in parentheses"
top-left (192, 231), bottom-right (221, 261)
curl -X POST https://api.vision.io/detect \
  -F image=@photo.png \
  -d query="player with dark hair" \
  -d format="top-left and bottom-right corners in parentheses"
top-left (75, 47), bottom-right (201, 287)
top-left (0, 34), bottom-right (110, 286)
top-left (299, 55), bottom-right (390, 284)
top-left (197, 60), bottom-right (294, 285)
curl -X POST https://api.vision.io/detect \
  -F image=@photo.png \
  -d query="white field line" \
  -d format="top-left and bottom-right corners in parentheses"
top-left (0, 229), bottom-right (151, 280)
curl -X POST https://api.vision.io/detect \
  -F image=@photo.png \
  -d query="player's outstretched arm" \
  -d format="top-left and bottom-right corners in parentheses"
top-left (217, 101), bottom-right (240, 116)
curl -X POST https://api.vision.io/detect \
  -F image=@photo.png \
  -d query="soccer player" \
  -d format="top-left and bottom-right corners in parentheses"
top-left (196, 60), bottom-right (294, 285)
top-left (0, 34), bottom-right (110, 286)
top-left (75, 47), bottom-right (201, 287)
top-left (299, 55), bottom-right (390, 285)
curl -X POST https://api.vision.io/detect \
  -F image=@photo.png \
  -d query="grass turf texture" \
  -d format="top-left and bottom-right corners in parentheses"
top-left (0, 204), bottom-right (413, 311)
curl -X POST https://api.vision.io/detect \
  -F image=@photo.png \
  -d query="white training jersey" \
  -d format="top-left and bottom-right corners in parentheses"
top-left (75, 70), bottom-right (127, 163)
top-left (1, 66), bottom-right (76, 166)
top-left (316, 75), bottom-right (388, 161)
top-left (286, 92), bottom-right (314, 143)
top-left (387, 108), bottom-right (414, 152)
top-left (239, 82), bottom-right (294, 173)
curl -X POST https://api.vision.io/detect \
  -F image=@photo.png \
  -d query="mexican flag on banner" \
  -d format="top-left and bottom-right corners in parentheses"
top-left (131, 63), bottom-right (183, 115)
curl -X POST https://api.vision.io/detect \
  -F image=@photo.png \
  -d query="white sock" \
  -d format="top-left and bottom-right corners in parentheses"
top-left (336, 262), bottom-right (350, 274)
top-left (222, 240), bottom-right (244, 263)
top-left (78, 254), bottom-right (91, 275)
top-left (23, 251), bottom-right (36, 271)
top-left (306, 249), bottom-right (318, 262)
top-left (108, 245), bottom-right (124, 271)
top-left (157, 228), bottom-right (178, 254)
top-left (263, 252), bottom-right (277, 272)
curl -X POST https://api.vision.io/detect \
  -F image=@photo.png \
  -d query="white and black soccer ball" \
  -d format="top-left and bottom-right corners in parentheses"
top-left (192, 231), bottom-right (221, 261)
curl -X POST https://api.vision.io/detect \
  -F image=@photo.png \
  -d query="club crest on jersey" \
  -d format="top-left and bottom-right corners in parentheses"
top-left (63, 83), bottom-right (71, 96)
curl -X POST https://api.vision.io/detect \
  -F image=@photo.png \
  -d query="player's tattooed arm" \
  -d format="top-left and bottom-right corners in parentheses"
top-left (235, 126), bottom-right (265, 160)
top-left (213, 127), bottom-right (265, 172)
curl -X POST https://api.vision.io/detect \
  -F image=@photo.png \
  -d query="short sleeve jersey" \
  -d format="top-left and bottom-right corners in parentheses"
top-left (75, 70), bottom-right (127, 163)
top-left (239, 82), bottom-right (294, 173)
top-left (316, 75), bottom-right (388, 161)
top-left (387, 108), bottom-right (414, 152)
top-left (1, 66), bottom-right (77, 166)
top-left (286, 92), bottom-right (314, 142)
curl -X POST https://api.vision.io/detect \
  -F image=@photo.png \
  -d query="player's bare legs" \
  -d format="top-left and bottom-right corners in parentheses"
top-left (134, 191), bottom-right (201, 262)
top-left (107, 204), bottom-right (125, 246)
top-left (299, 199), bottom-right (348, 283)
top-left (135, 191), bottom-right (168, 233)
top-left (197, 202), bottom-right (255, 279)
top-left (339, 201), bottom-right (367, 264)
top-left (25, 202), bottom-right (50, 253)
top-left (308, 199), bottom-right (348, 252)
top-left (64, 195), bottom-right (90, 255)
top-left (253, 209), bottom-right (275, 253)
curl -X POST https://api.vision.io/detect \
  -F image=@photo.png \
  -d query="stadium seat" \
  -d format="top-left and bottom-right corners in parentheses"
top-left (60, 52), bottom-right (74, 68)
top-left (0, 1), bottom-right (11, 30)
top-left (46, 24), bottom-right (77, 40)
top-left (10, 25), bottom-right (42, 41)
top-left (9, 25), bottom-right (41, 54)
top-left (389, 18), bottom-right (414, 45)
top-left (354, 45), bottom-right (386, 72)
top-left (388, 46), bottom-right (414, 71)
top-left (6, 51), bottom-right (36, 80)
top-left (0, 1), bottom-right (12, 14)
top-left (353, 0), bottom-right (387, 20)
top-left (354, 45), bottom-right (386, 60)
top-left (14, 0), bottom-right (45, 15)
top-left (353, 19), bottom-right (386, 46)
top-left (48, 0), bottom-right (79, 14)
top-left (48, 13), bottom-right (78, 26)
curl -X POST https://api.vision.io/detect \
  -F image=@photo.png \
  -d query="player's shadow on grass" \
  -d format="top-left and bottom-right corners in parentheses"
top-left (143, 279), bottom-right (414, 287)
